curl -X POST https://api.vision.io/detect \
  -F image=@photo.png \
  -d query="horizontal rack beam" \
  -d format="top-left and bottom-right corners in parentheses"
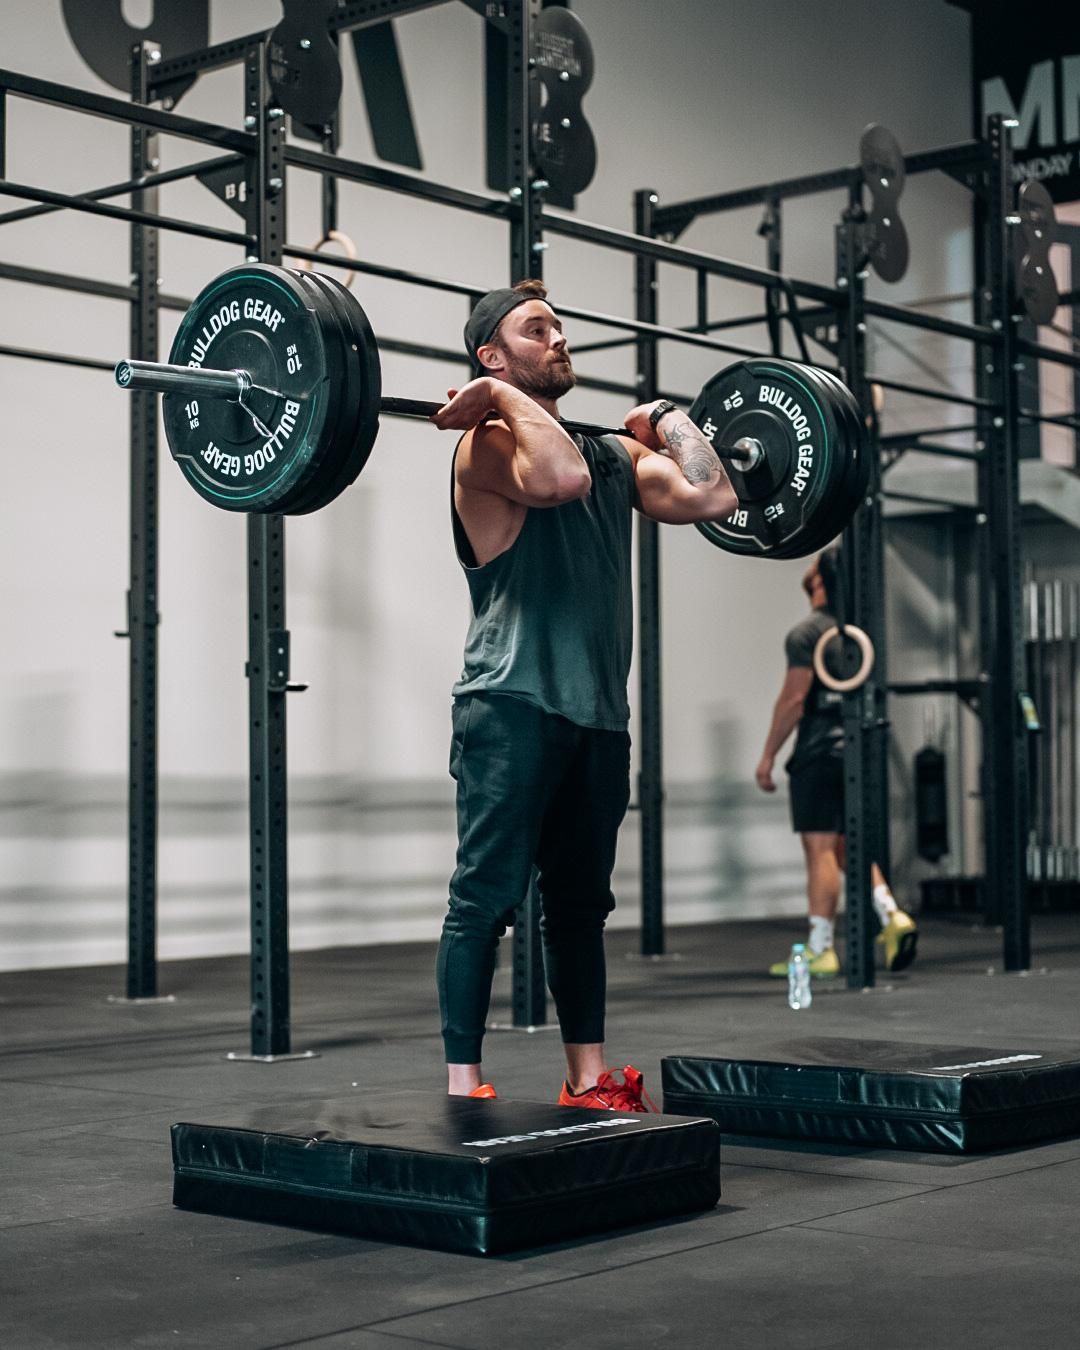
top-left (880, 424), bottom-right (979, 443)
top-left (0, 259), bottom-right (189, 310)
top-left (1016, 335), bottom-right (1080, 374)
top-left (540, 211), bottom-right (842, 305)
top-left (283, 244), bottom-right (819, 364)
top-left (1019, 407), bottom-right (1080, 432)
top-left (570, 302), bottom-right (837, 356)
top-left (0, 342), bottom-right (115, 373)
top-left (881, 489), bottom-right (981, 512)
top-left (0, 68), bottom-right (255, 152)
top-left (284, 145), bottom-right (511, 220)
top-left (652, 140), bottom-right (988, 235)
top-left (889, 678), bottom-right (988, 697)
top-left (863, 295), bottom-right (995, 344)
top-left (868, 374), bottom-right (997, 410)
top-left (883, 440), bottom-right (982, 461)
top-left (0, 179), bottom-right (253, 247)
top-left (0, 153), bottom-right (244, 229)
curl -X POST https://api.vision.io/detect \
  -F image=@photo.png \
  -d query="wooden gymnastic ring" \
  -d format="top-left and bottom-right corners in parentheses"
top-left (813, 623), bottom-right (875, 692)
top-left (296, 229), bottom-right (357, 288)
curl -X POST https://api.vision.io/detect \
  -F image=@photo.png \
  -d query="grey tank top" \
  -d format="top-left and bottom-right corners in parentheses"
top-left (451, 432), bottom-right (635, 731)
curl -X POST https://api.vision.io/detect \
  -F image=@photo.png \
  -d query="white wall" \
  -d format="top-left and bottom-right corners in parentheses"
top-left (0, 0), bottom-right (973, 969)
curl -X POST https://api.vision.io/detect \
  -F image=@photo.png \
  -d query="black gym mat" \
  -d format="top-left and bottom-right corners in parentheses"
top-left (662, 1038), bottom-right (1080, 1153)
top-left (171, 1090), bottom-right (721, 1255)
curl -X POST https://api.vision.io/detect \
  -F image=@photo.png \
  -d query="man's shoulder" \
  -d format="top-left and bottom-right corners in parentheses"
top-left (786, 610), bottom-right (834, 645)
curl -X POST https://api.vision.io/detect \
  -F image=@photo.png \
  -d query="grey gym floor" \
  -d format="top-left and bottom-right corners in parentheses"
top-left (3, 914), bottom-right (1079, 1349)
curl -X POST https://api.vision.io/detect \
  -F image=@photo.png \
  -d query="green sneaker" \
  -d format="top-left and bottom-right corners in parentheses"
top-left (768, 946), bottom-right (840, 978)
top-left (876, 911), bottom-right (918, 972)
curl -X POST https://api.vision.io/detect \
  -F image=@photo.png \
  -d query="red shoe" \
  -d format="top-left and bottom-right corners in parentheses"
top-left (558, 1065), bottom-right (656, 1112)
top-left (468, 1083), bottom-right (497, 1099)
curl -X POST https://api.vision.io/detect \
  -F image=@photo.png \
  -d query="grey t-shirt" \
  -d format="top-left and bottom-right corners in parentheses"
top-left (785, 608), bottom-right (845, 771)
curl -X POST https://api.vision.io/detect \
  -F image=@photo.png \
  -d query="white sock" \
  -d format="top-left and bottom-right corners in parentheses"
top-left (872, 883), bottom-right (898, 927)
top-left (808, 915), bottom-right (834, 955)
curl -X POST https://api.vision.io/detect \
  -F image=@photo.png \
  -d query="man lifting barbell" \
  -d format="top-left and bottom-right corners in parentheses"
top-left (431, 280), bottom-right (738, 1109)
top-left (113, 262), bottom-right (871, 1098)
top-left (755, 545), bottom-right (918, 977)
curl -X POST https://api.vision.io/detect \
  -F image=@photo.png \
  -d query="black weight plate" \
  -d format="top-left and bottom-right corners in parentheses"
top-left (816, 367), bottom-right (872, 535)
top-left (273, 268), bottom-right (356, 515)
top-left (818, 366), bottom-right (871, 520)
top-left (163, 264), bottom-right (333, 513)
top-left (1016, 180), bottom-right (1058, 324)
top-left (691, 358), bottom-right (843, 559)
top-left (284, 269), bottom-right (380, 516)
top-left (530, 6), bottom-right (597, 197)
top-left (791, 365), bottom-right (867, 555)
top-left (1018, 178), bottom-right (1056, 238)
top-left (764, 364), bottom-right (847, 560)
top-left (860, 124), bottom-right (908, 283)
top-left (267, 1), bottom-right (342, 129)
top-left (758, 362), bottom-right (854, 559)
top-left (298, 273), bottom-right (382, 513)
top-left (867, 214), bottom-right (910, 285)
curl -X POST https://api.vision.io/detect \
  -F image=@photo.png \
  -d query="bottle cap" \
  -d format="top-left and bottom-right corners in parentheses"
top-left (791, 943), bottom-right (806, 953)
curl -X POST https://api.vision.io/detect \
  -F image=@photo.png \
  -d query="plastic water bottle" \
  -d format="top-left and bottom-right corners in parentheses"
top-left (787, 943), bottom-right (812, 1010)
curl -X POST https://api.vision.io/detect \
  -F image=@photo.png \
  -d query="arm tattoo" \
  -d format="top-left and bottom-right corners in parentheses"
top-left (659, 418), bottom-right (719, 485)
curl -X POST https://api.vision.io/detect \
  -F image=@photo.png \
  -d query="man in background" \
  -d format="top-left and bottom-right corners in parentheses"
top-left (755, 545), bottom-right (918, 977)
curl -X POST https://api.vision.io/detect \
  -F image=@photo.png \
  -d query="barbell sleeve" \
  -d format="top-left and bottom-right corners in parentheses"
top-left (114, 359), bottom-right (249, 401)
top-left (114, 359), bottom-right (764, 472)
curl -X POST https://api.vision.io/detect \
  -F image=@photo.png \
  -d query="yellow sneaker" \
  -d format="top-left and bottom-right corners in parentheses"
top-left (768, 946), bottom-right (840, 978)
top-left (876, 911), bottom-right (918, 971)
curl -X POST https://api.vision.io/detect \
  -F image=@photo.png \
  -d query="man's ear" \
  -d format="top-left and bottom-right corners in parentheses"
top-left (476, 342), bottom-right (504, 374)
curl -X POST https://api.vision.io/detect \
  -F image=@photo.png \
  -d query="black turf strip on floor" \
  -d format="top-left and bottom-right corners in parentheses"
top-left (2, 914), bottom-right (1079, 1349)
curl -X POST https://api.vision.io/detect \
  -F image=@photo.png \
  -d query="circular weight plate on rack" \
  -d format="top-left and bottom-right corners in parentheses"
top-left (691, 359), bottom-right (849, 559)
top-left (860, 123), bottom-right (909, 283)
top-left (274, 268), bottom-right (356, 515)
top-left (529, 6), bottom-right (597, 197)
top-left (294, 272), bottom-right (382, 514)
top-left (163, 264), bottom-right (333, 513)
top-left (1017, 179), bottom-right (1059, 324)
top-left (860, 122), bottom-right (905, 197)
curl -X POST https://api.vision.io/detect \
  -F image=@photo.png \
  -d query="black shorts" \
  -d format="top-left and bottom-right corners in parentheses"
top-left (788, 755), bottom-right (845, 834)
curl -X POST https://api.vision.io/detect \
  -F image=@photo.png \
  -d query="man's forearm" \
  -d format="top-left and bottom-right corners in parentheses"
top-left (762, 699), bottom-right (803, 761)
top-left (656, 410), bottom-right (726, 486)
top-left (490, 384), bottom-right (590, 497)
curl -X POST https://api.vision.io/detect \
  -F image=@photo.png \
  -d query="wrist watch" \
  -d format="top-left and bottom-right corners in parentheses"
top-left (648, 399), bottom-right (679, 432)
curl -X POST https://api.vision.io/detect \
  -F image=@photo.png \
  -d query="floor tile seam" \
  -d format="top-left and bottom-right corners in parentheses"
top-left (259, 1326), bottom-right (461, 1350)
top-left (720, 1158), bottom-right (954, 1189)
top-left (0, 1097), bottom-right (304, 1135)
top-left (0, 1074), bottom-right (193, 1101)
top-left (722, 1146), bottom-right (1080, 1184)
top-left (792, 1217), bottom-right (1080, 1265)
top-left (897, 1149), bottom-right (1080, 1195)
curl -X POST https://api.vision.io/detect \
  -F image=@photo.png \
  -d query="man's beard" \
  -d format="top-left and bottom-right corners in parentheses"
top-left (506, 350), bottom-right (576, 400)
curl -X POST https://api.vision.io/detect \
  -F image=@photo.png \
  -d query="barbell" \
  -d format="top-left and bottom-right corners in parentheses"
top-left (114, 262), bottom-right (870, 558)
